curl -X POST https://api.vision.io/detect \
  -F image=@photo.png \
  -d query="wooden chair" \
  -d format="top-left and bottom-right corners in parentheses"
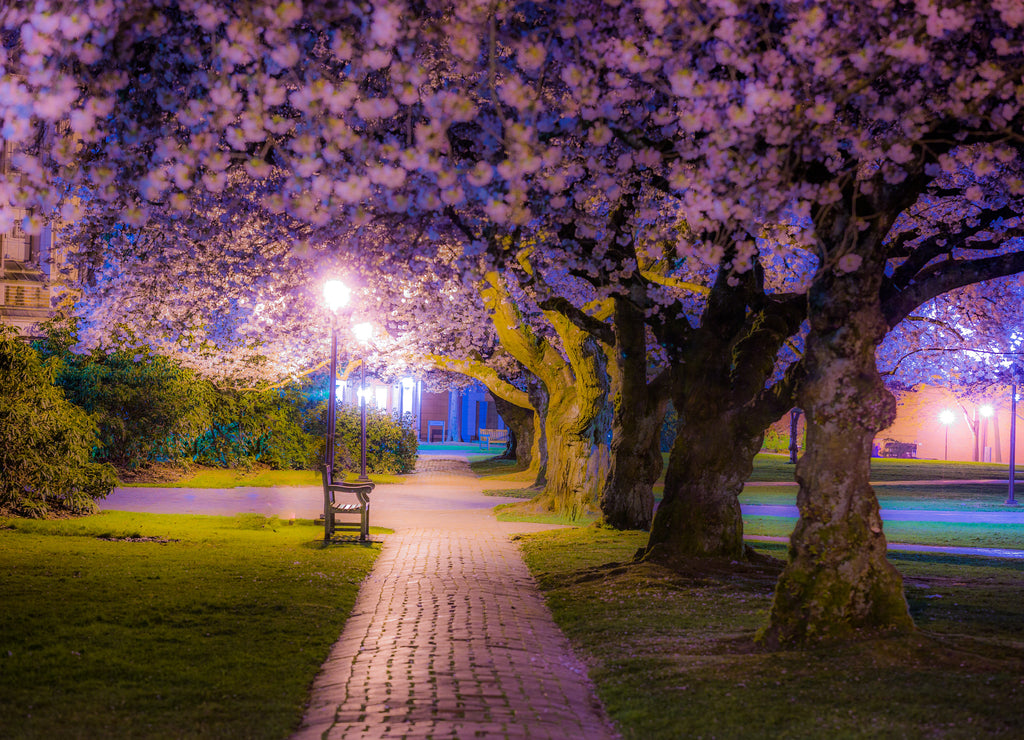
top-left (321, 467), bottom-right (375, 542)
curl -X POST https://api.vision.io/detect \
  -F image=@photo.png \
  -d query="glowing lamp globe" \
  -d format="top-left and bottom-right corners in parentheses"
top-left (323, 280), bottom-right (350, 312)
top-left (938, 410), bottom-right (955, 425)
top-left (979, 405), bottom-right (994, 418)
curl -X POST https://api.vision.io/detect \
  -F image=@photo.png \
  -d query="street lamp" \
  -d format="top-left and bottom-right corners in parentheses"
top-left (353, 321), bottom-right (373, 482)
top-left (938, 409), bottom-right (955, 461)
top-left (323, 280), bottom-right (351, 482)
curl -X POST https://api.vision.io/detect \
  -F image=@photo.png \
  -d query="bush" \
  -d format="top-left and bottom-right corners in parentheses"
top-left (0, 329), bottom-right (117, 517)
top-left (307, 403), bottom-right (419, 475)
top-left (190, 387), bottom-right (316, 470)
top-left (55, 349), bottom-right (212, 470)
top-left (762, 427), bottom-right (791, 453)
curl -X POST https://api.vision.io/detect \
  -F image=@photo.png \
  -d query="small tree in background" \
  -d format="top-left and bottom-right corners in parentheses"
top-left (0, 329), bottom-right (116, 517)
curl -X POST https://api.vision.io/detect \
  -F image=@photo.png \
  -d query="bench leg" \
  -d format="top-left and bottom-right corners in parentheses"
top-left (324, 510), bottom-right (333, 542)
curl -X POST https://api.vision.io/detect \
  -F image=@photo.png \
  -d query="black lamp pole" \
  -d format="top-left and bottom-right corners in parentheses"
top-left (325, 314), bottom-right (338, 481)
top-left (1008, 382), bottom-right (1018, 506)
top-left (788, 408), bottom-right (802, 464)
top-left (358, 358), bottom-right (369, 482)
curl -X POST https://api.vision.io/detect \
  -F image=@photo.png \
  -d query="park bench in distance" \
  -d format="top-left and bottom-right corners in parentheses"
top-left (320, 467), bottom-right (375, 542)
top-left (478, 428), bottom-right (509, 450)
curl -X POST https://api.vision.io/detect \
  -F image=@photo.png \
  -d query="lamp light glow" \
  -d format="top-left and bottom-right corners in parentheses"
top-left (354, 321), bottom-right (373, 344)
top-left (979, 404), bottom-right (994, 417)
top-left (323, 280), bottom-right (350, 312)
top-left (939, 410), bottom-right (955, 425)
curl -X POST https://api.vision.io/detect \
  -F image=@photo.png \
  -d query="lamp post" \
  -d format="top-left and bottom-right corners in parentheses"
top-left (353, 321), bottom-right (373, 482)
top-left (788, 408), bottom-right (802, 464)
top-left (1009, 382), bottom-right (1018, 506)
top-left (323, 280), bottom-right (351, 482)
top-left (939, 409), bottom-right (954, 461)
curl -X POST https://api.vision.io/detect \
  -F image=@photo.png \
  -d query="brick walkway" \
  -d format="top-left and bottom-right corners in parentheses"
top-left (293, 458), bottom-right (618, 740)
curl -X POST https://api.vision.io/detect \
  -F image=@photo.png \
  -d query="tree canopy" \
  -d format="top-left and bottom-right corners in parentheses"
top-left (4, 0), bottom-right (1024, 645)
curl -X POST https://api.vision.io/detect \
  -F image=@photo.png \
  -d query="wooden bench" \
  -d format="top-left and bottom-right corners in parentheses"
top-left (321, 467), bottom-right (375, 542)
top-left (478, 428), bottom-right (509, 450)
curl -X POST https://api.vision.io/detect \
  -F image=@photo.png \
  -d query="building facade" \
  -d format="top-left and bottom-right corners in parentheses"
top-left (0, 138), bottom-right (65, 336)
top-left (335, 375), bottom-right (506, 443)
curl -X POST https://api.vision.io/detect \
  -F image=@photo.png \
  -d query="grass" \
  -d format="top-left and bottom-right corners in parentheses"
top-left (746, 453), bottom-right (1022, 483)
top-left (744, 516), bottom-right (1024, 551)
top-left (741, 482), bottom-right (1021, 511)
top-left (120, 465), bottom-right (405, 488)
top-left (469, 457), bottom-right (537, 483)
top-left (0, 511), bottom-right (382, 739)
top-left (518, 527), bottom-right (1024, 739)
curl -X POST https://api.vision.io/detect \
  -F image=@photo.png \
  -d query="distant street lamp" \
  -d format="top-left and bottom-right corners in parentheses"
top-left (939, 409), bottom-right (955, 461)
top-left (323, 280), bottom-right (351, 481)
top-left (353, 321), bottom-right (373, 482)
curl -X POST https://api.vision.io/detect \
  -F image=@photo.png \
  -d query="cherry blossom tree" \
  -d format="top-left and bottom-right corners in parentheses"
top-left (6, 0), bottom-right (1024, 646)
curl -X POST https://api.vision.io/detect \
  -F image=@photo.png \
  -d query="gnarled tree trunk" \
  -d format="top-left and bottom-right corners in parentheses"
top-left (527, 377), bottom-right (549, 489)
top-left (532, 336), bottom-right (611, 517)
top-left (642, 266), bottom-right (805, 561)
top-left (646, 406), bottom-right (765, 561)
top-left (761, 209), bottom-right (914, 646)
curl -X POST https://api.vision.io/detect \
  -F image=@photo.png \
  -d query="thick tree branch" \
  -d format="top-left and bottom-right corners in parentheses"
top-left (883, 249), bottom-right (1024, 326)
top-left (425, 354), bottom-right (532, 409)
top-left (536, 296), bottom-right (615, 345)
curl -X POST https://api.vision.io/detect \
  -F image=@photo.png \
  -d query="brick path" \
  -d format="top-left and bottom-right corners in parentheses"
top-left (293, 458), bottom-right (618, 740)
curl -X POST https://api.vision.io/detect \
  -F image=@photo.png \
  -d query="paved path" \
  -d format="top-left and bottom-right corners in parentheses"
top-left (297, 458), bottom-right (617, 740)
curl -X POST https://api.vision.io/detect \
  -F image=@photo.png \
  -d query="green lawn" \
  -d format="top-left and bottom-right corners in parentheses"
top-left (741, 482), bottom-right (1022, 511)
top-left (747, 453), bottom-right (1022, 483)
top-left (122, 467), bottom-right (405, 488)
top-left (0, 511), bottom-right (382, 739)
top-left (519, 528), bottom-right (1024, 739)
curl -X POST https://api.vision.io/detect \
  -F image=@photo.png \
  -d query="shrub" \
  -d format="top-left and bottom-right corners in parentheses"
top-left (762, 427), bottom-right (791, 453)
top-left (0, 329), bottom-right (117, 517)
top-left (190, 387), bottom-right (316, 470)
top-left (307, 403), bottom-right (419, 475)
top-left (55, 349), bottom-right (212, 470)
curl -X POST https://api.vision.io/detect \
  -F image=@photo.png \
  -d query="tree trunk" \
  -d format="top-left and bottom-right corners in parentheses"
top-left (762, 226), bottom-right (914, 646)
top-left (527, 377), bottom-right (548, 488)
top-left (600, 297), bottom-right (667, 530)
top-left (534, 391), bottom-right (610, 519)
top-left (645, 401), bottom-right (765, 561)
top-left (532, 338), bottom-right (610, 518)
top-left (491, 394), bottom-right (533, 466)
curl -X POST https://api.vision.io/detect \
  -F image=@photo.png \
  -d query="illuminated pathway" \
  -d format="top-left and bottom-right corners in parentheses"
top-left (292, 458), bottom-right (618, 740)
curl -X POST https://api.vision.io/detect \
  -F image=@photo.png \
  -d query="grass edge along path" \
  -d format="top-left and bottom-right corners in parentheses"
top-left (119, 466), bottom-right (406, 488)
top-left (518, 527), bottom-right (1024, 739)
top-left (0, 511), bottom-right (382, 739)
